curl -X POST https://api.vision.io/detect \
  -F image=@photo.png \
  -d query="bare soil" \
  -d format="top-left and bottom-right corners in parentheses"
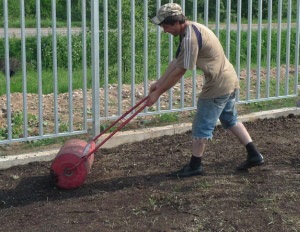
top-left (0, 114), bottom-right (299, 232)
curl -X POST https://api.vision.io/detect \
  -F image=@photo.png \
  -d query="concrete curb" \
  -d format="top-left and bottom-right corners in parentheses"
top-left (0, 107), bottom-right (298, 170)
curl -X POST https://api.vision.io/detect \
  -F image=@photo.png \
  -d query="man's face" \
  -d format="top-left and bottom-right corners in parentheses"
top-left (160, 22), bottom-right (181, 36)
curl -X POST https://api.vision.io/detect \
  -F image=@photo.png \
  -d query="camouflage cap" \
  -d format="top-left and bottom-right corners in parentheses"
top-left (151, 3), bottom-right (183, 25)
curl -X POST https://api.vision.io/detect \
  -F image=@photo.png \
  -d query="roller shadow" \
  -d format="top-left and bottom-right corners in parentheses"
top-left (0, 170), bottom-right (170, 209)
top-left (0, 159), bottom-right (266, 209)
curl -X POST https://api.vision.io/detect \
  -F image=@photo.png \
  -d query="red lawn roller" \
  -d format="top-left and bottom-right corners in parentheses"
top-left (50, 96), bottom-right (148, 190)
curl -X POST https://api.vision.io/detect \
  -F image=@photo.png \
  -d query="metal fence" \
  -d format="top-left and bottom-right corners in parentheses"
top-left (0, 0), bottom-right (299, 145)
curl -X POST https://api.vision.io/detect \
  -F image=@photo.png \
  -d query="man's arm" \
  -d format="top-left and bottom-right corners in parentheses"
top-left (147, 61), bottom-right (186, 106)
top-left (149, 59), bottom-right (178, 93)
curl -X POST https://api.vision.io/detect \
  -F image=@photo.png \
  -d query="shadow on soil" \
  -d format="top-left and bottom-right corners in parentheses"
top-left (1, 161), bottom-right (263, 209)
top-left (1, 170), bottom-right (173, 208)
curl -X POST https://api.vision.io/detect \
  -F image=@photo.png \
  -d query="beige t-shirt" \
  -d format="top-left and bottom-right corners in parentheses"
top-left (175, 21), bottom-right (239, 98)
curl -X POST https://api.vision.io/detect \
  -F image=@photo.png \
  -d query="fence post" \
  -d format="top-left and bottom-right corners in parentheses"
top-left (295, 0), bottom-right (300, 94)
top-left (91, 0), bottom-right (100, 136)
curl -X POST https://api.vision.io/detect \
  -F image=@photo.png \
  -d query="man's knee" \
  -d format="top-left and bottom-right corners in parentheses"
top-left (192, 137), bottom-right (208, 144)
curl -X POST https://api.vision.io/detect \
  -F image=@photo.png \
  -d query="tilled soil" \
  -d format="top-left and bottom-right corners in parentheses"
top-left (0, 114), bottom-right (300, 231)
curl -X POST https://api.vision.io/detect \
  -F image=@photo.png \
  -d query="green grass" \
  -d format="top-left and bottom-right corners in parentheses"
top-left (237, 97), bottom-right (299, 114)
top-left (0, 68), bottom-right (92, 95)
top-left (1, 66), bottom-right (186, 95)
top-left (238, 75), bottom-right (298, 101)
top-left (0, 111), bottom-right (38, 140)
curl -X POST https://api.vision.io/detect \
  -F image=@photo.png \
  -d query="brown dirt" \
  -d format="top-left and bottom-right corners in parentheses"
top-left (0, 114), bottom-right (299, 231)
top-left (0, 76), bottom-right (203, 135)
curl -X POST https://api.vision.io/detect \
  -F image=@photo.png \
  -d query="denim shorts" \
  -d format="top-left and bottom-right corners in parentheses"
top-left (192, 91), bottom-right (238, 139)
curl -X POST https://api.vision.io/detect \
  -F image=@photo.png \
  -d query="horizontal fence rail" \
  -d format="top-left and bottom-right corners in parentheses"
top-left (0, 0), bottom-right (299, 145)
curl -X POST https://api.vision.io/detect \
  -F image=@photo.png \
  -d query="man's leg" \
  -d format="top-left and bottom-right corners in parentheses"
top-left (188, 138), bottom-right (207, 169)
top-left (219, 92), bottom-right (264, 170)
top-left (169, 96), bottom-right (223, 177)
top-left (220, 99), bottom-right (264, 170)
top-left (227, 123), bottom-right (264, 170)
top-left (169, 138), bottom-right (206, 177)
top-left (192, 138), bottom-right (207, 157)
top-left (227, 121), bottom-right (252, 145)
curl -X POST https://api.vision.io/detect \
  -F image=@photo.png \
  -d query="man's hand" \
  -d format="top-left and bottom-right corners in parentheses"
top-left (147, 81), bottom-right (161, 106)
top-left (149, 81), bottom-right (159, 93)
top-left (146, 61), bottom-right (186, 107)
top-left (146, 90), bottom-right (161, 106)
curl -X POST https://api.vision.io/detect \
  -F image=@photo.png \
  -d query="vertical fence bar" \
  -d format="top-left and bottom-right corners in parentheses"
top-left (168, 0), bottom-right (174, 110)
top-left (67, 0), bottom-right (73, 132)
top-left (180, 0), bottom-right (185, 109)
top-left (143, 0), bottom-right (149, 102)
top-left (266, 0), bottom-right (272, 98)
top-left (192, 0), bottom-right (197, 107)
top-left (36, 0), bottom-right (43, 136)
top-left (3, 0), bottom-right (12, 140)
top-left (117, 0), bottom-right (123, 115)
top-left (51, 0), bottom-right (59, 134)
top-left (276, 0), bottom-right (282, 97)
top-left (20, 0), bottom-right (28, 138)
top-left (103, 0), bottom-right (109, 117)
top-left (236, 0), bottom-right (242, 102)
top-left (81, 0), bottom-right (88, 131)
top-left (215, 0), bottom-right (220, 38)
top-left (168, 0), bottom-right (173, 58)
top-left (131, 0), bottom-right (136, 107)
top-left (204, 0), bottom-right (209, 26)
top-left (256, 0), bottom-right (262, 99)
top-left (246, 0), bottom-right (252, 101)
top-left (202, 0), bottom-right (209, 88)
top-left (91, 0), bottom-right (100, 136)
top-left (295, 0), bottom-right (300, 94)
top-left (156, 0), bottom-right (161, 112)
top-left (225, 0), bottom-right (231, 58)
top-left (284, 0), bottom-right (292, 95)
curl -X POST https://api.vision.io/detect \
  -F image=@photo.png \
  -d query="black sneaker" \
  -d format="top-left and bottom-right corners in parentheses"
top-left (169, 164), bottom-right (203, 177)
top-left (236, 153), bottom-right (264, 171)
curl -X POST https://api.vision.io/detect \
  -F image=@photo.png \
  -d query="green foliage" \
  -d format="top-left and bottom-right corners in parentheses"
top-left (0, 0), bottom-right (298, 96)
top-left (59, 122), bottom-right (69, 133)
top-left (194, 0), bottom-right (299, 22)
top-left (156, 113), bottom-right (179, 123)
top-left (0, 112), bottom-right (38, 139)
top-left (0, 27), bottom-right (297, 95)
top-left (0, 0), bottom-right (83, 26)
top-left (218, 28), bottom-right (299, 67)
top-left (239, 97), bottom-right (299, 113)
top-left (25, 138), bottom-right (57, 147)
top-left (1, 0), bottom-right (298, 27)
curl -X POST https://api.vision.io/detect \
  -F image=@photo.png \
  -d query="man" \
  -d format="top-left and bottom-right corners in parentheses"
top-left (147, 3), bottom-right (264, 177)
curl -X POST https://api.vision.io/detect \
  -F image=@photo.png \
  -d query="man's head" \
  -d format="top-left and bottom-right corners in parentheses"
top-left (151, 3), bottom-right (186, 26)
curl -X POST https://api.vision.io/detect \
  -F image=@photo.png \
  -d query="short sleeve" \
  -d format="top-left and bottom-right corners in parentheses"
top-left (175, 25), bottom-right (199, 70)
